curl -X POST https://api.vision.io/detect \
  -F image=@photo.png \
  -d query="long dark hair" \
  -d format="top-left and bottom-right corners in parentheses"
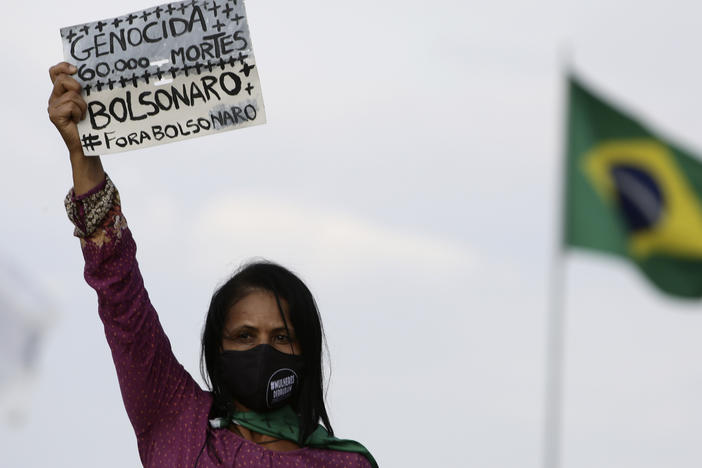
top-left (200, 260), bottom-right (333, 442)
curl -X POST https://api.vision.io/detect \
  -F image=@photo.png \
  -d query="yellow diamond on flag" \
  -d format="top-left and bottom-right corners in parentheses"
top-left (582, 139), bottom-right (702, 260)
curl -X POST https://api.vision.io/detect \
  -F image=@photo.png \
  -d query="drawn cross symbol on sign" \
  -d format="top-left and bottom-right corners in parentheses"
top-left (222, 3), bottom-right (233, 18)
top-left (153, 6), bottom-right (163, 18)
top-left (80, 25), bottom-right (90, 35)
top-left (95, 80), bottom-right (104, 92)
top-left (177, 3), bottom-right (187, 14)
top-left (207, 0), bottom-right (220, 16)
top-left (213, 19), bottom-right (226, 32)
top-left (239, 62), bottom-right (255, 77)
top-left (126, 13), bottom-right (138, 24)
top-left (231, 13), bottom-right (244, 25)
top-left (119, 76), bottom-right (128, 87)
top-left (235, 51), bottom-right (249, 65)
top-left (141, 69), bottom-right (151, 83)
top-left (83, 84), bottom-right (92, 96)
top-left (65, 29), bottom-right (77, 41)
top-left (112, 17), bottom-right (123, 28)
top-left (245, 82), bottom-right (254, 95)
top-left (94, 20), bottom-right (107, 32)
top-left (166, 4), bottom-right (176, 15)
top-left (141, 10), bottom-right (150, 21)
top-left (107, 78), bottom-right (116, 90)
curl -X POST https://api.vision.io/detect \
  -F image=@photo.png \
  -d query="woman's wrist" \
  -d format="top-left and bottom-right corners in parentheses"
top-left (70, 151), bottom-right (106, 196)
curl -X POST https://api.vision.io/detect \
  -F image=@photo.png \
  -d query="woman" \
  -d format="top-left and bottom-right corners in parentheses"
top-left (47, 61), bottom-right (376, 468)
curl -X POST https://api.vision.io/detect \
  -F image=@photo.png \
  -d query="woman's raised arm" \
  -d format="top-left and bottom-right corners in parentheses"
top-left (48, 61), bottom-right (105, 195)
top-left (48, 61), bottom-right (209, 461)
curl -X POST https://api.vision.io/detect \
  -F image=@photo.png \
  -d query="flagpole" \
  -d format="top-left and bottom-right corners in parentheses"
top-left (542, 56), bottom-right (571, 468)
top-left (542, 245), bottom-right (567, 468)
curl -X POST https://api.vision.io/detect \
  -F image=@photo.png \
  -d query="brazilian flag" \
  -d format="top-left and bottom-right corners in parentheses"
top-left (565, 75), bottom-right (702, 298)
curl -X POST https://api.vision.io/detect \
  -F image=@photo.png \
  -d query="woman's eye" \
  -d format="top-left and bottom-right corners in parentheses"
top-left (226, 332), bottom-right (252, 342)
top-left (275, 335), bottom-right (291, 343)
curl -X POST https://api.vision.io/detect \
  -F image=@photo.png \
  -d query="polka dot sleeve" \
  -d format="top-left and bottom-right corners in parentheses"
top-left (65, 176), bottom-right (206, 464)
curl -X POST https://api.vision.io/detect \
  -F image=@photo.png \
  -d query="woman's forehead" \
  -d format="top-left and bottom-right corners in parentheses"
top-left (225, 289), bottom-right (292, 328)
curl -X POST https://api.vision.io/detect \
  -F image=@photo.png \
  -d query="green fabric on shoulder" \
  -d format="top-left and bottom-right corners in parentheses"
top-left (211, 406), bottom-right (378, 467)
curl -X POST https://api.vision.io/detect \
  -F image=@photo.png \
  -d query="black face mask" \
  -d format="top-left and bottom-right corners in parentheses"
top-left (218, 344), bottom-right (305, 412)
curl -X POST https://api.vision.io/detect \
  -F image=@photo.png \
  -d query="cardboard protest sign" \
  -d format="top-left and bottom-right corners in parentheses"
top-left (60, 0), bottom-right (265, 155)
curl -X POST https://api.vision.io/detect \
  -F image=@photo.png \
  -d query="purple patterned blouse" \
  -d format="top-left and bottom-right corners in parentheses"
top-left (65, 176), bottom-right (371, 468)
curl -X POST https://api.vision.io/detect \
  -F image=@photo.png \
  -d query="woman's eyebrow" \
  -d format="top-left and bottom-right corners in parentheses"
top-left (225, 325), bottom-right (257, 333)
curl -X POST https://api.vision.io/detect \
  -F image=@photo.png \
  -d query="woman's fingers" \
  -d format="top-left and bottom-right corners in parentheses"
top-left (65, 92), bottom-right (87, 122)
top-left (49, 100), bottom-right (82, 152)
top-left (49, 62), bottom-right (77, 84)
top-left (48, 61), bottom-right (87, 125)
top-left (49, 101), bottom-right (80, 126)
top-left (60, 101), bottom-right (83, 124)
top-left (49, 90), bottom-right (87, 123)
top-left (48, 61), bottom-right (89, 155)
top-left (49, 62), bottom-right (84, 117)
top-left (61, 90), bottom-right (87, 120)
top-left (50, 73), bottom-right (82, 102)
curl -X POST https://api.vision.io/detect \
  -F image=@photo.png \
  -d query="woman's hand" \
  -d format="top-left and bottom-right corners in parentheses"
top-left (48, 61), bottom-right (105, 196)
top-left (48, 62), bottom-right (85, 155)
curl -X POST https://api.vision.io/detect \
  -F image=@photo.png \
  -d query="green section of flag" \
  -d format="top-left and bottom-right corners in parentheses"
top-left (565, 76), bottom-right (702, 298)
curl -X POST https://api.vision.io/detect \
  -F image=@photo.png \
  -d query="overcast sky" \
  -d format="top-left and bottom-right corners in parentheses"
top-left (2, 1), bottom-right (702, 467)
